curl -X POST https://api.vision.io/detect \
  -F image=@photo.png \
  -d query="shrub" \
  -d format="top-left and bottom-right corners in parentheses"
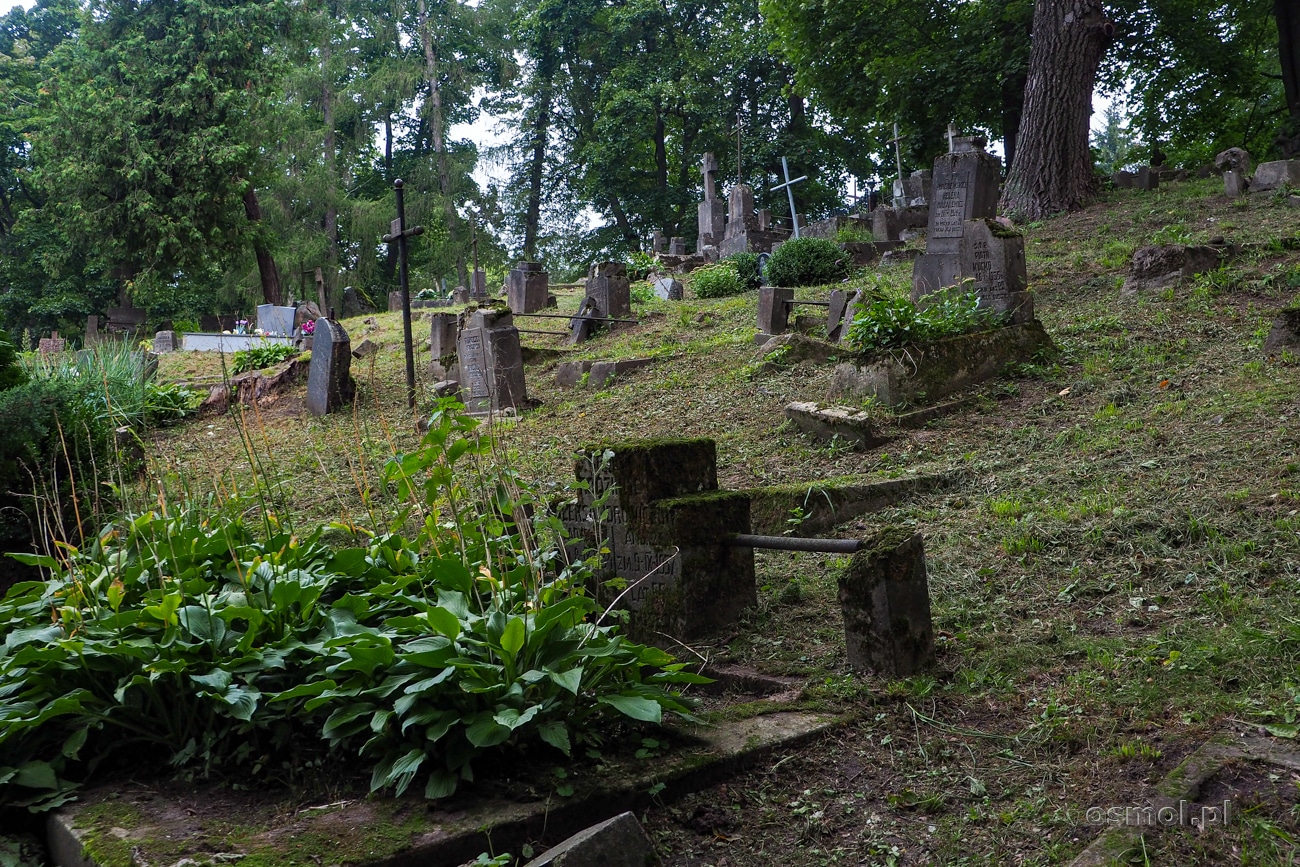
top-left (232, 341), bottom-right (298, 374)
top-left (726, 252), bottom-right (763, 291)
top-left (627, 250), bottom-right (657, 282)
top-left (689, 262), bottom-right (746, 298)
top-left (834, 221), bottom-right (875, 243)
top-left (765, 237), bottom-right (852, 287)
top-left (0, 329), bottom-right (25, 392)
top-left (844, 287), bottom-right (1004, 352)
top-left (0, 400), bottom-right (702, 810)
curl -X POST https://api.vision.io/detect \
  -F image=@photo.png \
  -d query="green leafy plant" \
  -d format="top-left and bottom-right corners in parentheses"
top-left (844, 286), bottom-right (1004, 352)
top-left (0, 329), bottom-right (26, 392)
top-left (765, 237), bottom-right (852, 287)
top-left (630, 282), bottom-right (655, 305)
top-left (232, 342), bottom-right (297, 374)
top-left (0, 400), bottom-right (704, 810)
top-left (725, 252), bottom-right (763, 291)
top-left (834, 221), bottom-right (874, 243)
top-left (626, 251), bottom-right (657, 282)
top-left (145, 381), bottom-right (201, 425)
top-left (689, 262), bottom-right (746, 299)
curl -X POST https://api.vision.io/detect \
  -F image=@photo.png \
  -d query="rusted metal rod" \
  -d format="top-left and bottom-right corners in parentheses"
top-left (516, 328), bottom-right (568, 336)
top-left (516, 312), bottom-right (640, 324)
top-left (726, 534), bottom-right (864, 554)
top-left (786, 300), bottom-right (830, 308)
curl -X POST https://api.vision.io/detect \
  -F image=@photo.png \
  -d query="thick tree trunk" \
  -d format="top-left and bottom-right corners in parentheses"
top-left (322, 4), bottom-right (338, 306)
top-left (1277, 0), bottom-right (1300, 154)
top-left (608, 196), bottom-right (638, 247)
top-left (243, 186), bottom-right (281, 304)
top-left (419, 0), bottom-right (468, 288)
top-left (1000, 0), bottom-right (1113, 220)
top-left (524, 84), bottom-right (551, 260)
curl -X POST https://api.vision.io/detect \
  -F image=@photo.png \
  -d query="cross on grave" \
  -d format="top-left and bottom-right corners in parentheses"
top-left (732, 112), bottom-right (744, 185)
top-left (888, 122), bottom-right (906, 201)
top-left (382, 178), bottom-right (425, 409)
top-left (771, 157), bottom-right (808, 239)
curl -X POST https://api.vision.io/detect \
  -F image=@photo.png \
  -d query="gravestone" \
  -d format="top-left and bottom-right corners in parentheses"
top-left (506, 261), bottom-right (549, 314)
top-left (304, 318), bottom-right (356, 416)
top-left (452, 286), bottom-right (471, 304)
top-left (429, 311), bottom-right (460, 380)
top-left (151, 331), bottom-right (177, 353)
top-left (294, 301), bottom-right (322, 329)
top-left (839, 526), bottom-right (935, 677)
top-left (757, 286), bottom-right (794, 339)
top-left (826, 289), bottom-right (851, 341)
top-left (256, 304), bottom-right (297, 337)
top-left (718, 183), bottom-right (788, 257)
top-left (892, 169), bottom-right (932, 207)
top-left (38, 331), bottom-right (66, 354)
top-left (456, 307), bottom-right (527, 415)
top-left (652, 276), bottom-right (683, 301)
top-left (1250, 159), bottom-right (1300, 193)
top-left (340, 286), bottom-right (365, 317)
top-left (1135, 166), bottom-right (1159, 191)
top-left (472, 269), bottom-right (488, 299)
top-left (559, 438), bottom-right (756, 641)
top-left (85, 315), bottom-right (100, 346)
top-left (668, 237), bottom-right (686, 255)
top-left (696, 152), bottom-right (727, 258)
top-left (106, 304), bottom-right (147, 337)
top-left (651, 230), bottom-right (667, 253)
top-left (871, 205), bottom-right (929, 242)
top-left (912, 134), bottom-right (1031, 323)
top-left (583, 262), bottom-right (632, 321)
top-left (521, 812), bottom-right (658, 867)
top-left (1112, 170), bottom-right (1135, 189)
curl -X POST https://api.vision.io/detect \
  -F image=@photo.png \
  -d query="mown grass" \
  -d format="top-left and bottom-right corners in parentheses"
top-left (131, 177), bottom-right (1300, 864)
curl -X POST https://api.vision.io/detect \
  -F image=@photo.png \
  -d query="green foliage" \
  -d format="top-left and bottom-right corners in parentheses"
top-left (765, 237), bottom-right (851, 287)
top-left (0, 330), bottom-right (26, 392)
top-left (0, 401), bottom-right (703, 810)
top-left (23, 342), bottom-right (157, 429)
top-left (689, 263), bottom-right (746, 299)
top-left (834, 222), bottom-right (875, 243)
top-left (1091, 103), bottom-right (1138, 174)
top-left (232, 343), bottom-right (298, 375)
top-left (629, 282), bottom-right (655, 305)
top-left (725, 252), bottom-right (763, 291)
top-left (844, 288), bottom-right (1003, 352)
top-left (626, 251), bottom-right (657, 282)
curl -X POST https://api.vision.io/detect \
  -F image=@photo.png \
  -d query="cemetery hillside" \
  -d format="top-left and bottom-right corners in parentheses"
top-left (5, 0), bottom-right (1300, 865)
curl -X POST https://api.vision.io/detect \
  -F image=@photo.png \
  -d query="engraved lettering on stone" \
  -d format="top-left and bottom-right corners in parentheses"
top-left (931, 180), bottom-right (968, 239)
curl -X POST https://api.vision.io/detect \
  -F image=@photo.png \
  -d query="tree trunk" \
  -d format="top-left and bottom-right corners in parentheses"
top-left (243, 186), bottom-right (281, 304)
top-left (524, 83), bottom-right (551, 260)
top-left (322, 3), bottom-right (338, 306)
top-left (1277, 0), bottom-right (1300, 154)
top-left (1000, 0), bottom-right (1113, 220)
top-left (608, 196), bottom-right (638, 247)
top-left (418, 0), bottom-right (468, 288)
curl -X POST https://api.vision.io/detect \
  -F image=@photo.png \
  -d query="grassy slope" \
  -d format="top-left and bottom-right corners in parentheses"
top-left (149, 177), bottom-right (1300, 864)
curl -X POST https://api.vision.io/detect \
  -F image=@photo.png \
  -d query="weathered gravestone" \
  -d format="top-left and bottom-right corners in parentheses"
top-left (472, 269), bottom-right (489, 299)
top-left (696, 152), bottom-right (727, 259)
top-left (38, 331), bottom-right (66, 354)
top-left (651, 230), bottom-right (667, 254)
top-left (85, 315), bottom-right (100, 346)
top-left (507, 261), bottom-right (550, 314)
top-left (1135, 166), bottom-right (1159, 191)
top-left (718, 184), bottom-right (788, 257)
top-left (456, 307), bottom-right (527, 415)
top-left (871, 205), bottom-right (929, 242)
top-left (304, 318), bottom-right (356, 416)
top-left (757, 286), bottom-right (794, 340)
top-left (106, 304), bottom-right (147, 337)
top-left (559, 439), bottom-right (756, 641)
top-left (584, 262), bottom-right (632, 320)
top-left (892, 169), bottom-right (932, 207)
top-left (652, 276), bottom-right (684, 301)
top-left (667, 237), bottom-right (686, 255)
top-left (429, 311), bottom-right (460, 381)
top-left (1250, 159), bottom-right (1300, 193)
top-left (1216, 147), bottom-right (1252, 197)
top-left (256, 304), bottom-right (297, 337)
top-left (151, 331), bottom-right (177, 353)
top-left (912, 135), bottom-right (1033, 323)
top-left (838, 526), bottom-right (935, 677)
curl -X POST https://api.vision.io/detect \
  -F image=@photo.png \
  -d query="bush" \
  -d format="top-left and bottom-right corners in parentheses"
top-left (0, 329), bottom-right (25, 392)
top-left (0, 400), bottom-right (703, 809)
top-left (232, 341), bottom-right (298, 374)
top-left (844, 288), bottom-right (1004, 353)
top-left (765, 237), bottom-right (852, 287)
top-left (726, 252), bottom-right (763, 291)
top-left (689, 262), bottom-right (746, 298)
top-left (627, 250), bottom-right (657, 282)
top-left (834, 222), bottom-right (875, 243)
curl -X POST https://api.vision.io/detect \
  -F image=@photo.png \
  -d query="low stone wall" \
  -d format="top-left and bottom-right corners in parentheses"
top-left (828, 320), bottom-right (1054, 407)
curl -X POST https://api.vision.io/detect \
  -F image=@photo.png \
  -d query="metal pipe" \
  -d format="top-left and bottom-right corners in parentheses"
top-left (787, 300), bottom-right (831, 308)
top-left (726, 534), bottom-right (864, 554)
top-left (515, 329), bottom-right (568, 336)
top-left (515, 312), bottom-right (640, 324)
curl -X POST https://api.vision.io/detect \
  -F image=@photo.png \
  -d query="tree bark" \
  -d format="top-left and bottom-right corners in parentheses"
top-left (242, 186), bottom-right (281, 304)
top-left (322, 2), bottom-right (338, 306)
top-left (1277, 0), bottom-right (1300, 154)
top-left (1000, 0), bottom-right (1113, 220)
top-left (418, 0), bottom-right (468, 288)
top-left (524, 83), bottom-right (551, 260)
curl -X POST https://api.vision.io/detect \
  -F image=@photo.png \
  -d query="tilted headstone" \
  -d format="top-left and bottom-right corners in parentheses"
top-left (152, 331), bottom-right (177, 353)
top-left (893, 169), bottom-right (932, 207)
top-left (826, 289), bottom-right (850, 342)
top-left (957, 219), bottom-right (1033, 323)
top-left (757, 286), bottom-right (794, 337)
top-left (667, 237), bottom-right (686, 256)
top-left (256, 304), bottom-right (297, 337)
top-left (305, 318), bottom-right (356, 416)
top-left (839, 526), bottom-right (935, 677)
top-left (506, 261), bottom-right (549, 314)
top-left (583, 262), bottom-right (632, 321)
top-left (652, 277), bottom-right (683, 301)
top-left (38, 331), bottom-right (66, 354)
top-left (429, 311), bottom-right (460, 380)
top-left (456, 307), bottom-right (526, 415)
top-left (559, 438), bottom-right (756, 641)
top-left (696, 152), bottom-right (726, 256)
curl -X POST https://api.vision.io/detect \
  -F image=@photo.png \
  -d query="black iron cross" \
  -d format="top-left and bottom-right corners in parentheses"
top-left (382, 178), bottom-right (425, 409)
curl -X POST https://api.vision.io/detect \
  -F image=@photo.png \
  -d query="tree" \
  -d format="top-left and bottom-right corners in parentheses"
top-left (1274, 0), bottom-right (1300, 154)
top-left (1000, 0), bottom-right (1114, 220)
top-left (1092, 102), bottom-right (1137, 173)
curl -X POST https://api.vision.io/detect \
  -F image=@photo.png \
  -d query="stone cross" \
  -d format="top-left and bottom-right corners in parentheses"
top-left (888, 122), bottom-right (905, 201)
top-left (771, 157), bottom-right (808, 240)
top-left (382, 178), bottom-right (425, 409)
top-left (702, 152), bottom-right (719, 202)
top-left (732, 113), bottom-right (744, 184)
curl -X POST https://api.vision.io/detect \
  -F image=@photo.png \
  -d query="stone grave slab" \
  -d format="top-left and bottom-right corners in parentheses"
top-left (652, 277), bottom-right (683, 300)
top-left (456, 307), bottom-right (526, 415)
top-left (744, 471), bottom-right (962, 537)
top-left (784, 401), bottom-right (889, 451)
top-left (472, 268), bottom-right (488, 299)
top-left (507, 262), bottom-right (549, 314)
top-left (151, 331), bottom-right (177, 353)
top-left (841, 239), bottom-right (905, 266)
top-left (555, 357), bottom-right (656, 389)
top-left (1250, 159), bottom-right (1300, 193)
top-left (106, 305), bottom-right (147, 336)
top-left (256, 304), bottom-right (296, 337)
top-left (522, 812), bottom-right (658, 867)
top-left (304, 318), bottom-right (356, 416)
top-left (872, 206), bottom-right (929, 242)
top-left (1121, 243), bottom-right (1228, 295)
top-left (839, 526), bottom-right (935, 677)
top-left (667, 237), bottom-right (685, 255)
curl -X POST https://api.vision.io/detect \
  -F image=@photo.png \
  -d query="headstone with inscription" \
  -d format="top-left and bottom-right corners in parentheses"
top-left (456, 307), bottom-right (527, 415)
top-left (256, 304), bottom-right (297, 337)
top-left (429, 311), bottom-right (460, 380)
top-left (718, 183), bottom-right (788, 258)
top-left (956, 219), bottom-right (1033, 323)
top-left (583, 262), bottom-right (632, 322)
top-left (506, 261), bottom-right (549, 314)
top-left (152, 330), bottom-right (177, 353)
top-left (559, 438), bottom-right (756, 641)
top-left (696, 152), bottom-right (727, 258)
top-left (305, 318), bottom-right (356, 416)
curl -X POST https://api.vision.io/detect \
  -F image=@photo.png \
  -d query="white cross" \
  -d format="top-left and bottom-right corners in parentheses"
top-left (771, 156), bottom-right (808, 239)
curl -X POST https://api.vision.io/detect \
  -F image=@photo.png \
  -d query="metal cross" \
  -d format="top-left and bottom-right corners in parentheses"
top-left (382, 178), bottom-right (425, 409)
top-left (887, 122), bottom-right (906, 205)
top-left (771, 157), bottom-right (808, 239)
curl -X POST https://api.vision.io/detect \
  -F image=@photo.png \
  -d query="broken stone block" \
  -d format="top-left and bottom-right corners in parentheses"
top-left (1250, 159), bottom-right (1300, 193)
top-left (521, 812), bottom-right (659, 867)
top-left (1121, 244), bottom-right (1226, 295)
top-left (351, 338), bottom-right (379, 359)
top-left (838, 526), bottom-right (935, 677)
top-left (1264, 306), bottom-right (1300, 356)
top-left (784, 401), bottom-right (888, 451)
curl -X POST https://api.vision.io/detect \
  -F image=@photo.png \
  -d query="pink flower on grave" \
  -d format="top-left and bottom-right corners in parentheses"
top-left (301, 320), bottom-right (316, 336)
